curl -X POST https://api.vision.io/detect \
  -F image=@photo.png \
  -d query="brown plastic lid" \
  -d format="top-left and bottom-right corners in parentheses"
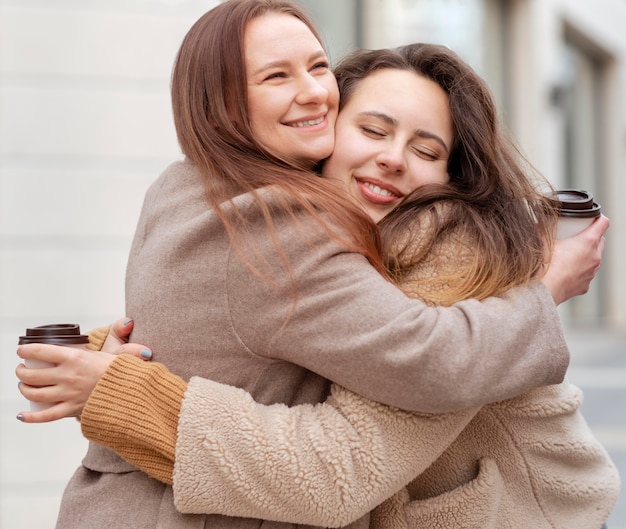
top-left (554, 189), bottom-right (602, 218)
top-left (18, 324), bottom-right (89, 345)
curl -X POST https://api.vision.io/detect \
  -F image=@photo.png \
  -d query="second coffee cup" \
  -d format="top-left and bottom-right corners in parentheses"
top-left (554, 189), bottom-right (601, 239)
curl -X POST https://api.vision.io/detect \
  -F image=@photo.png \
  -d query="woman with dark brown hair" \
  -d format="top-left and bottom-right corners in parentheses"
top-left (127, 44), bottom-right (613, 528)
top-left (16, 2), bottom-right (611, 529)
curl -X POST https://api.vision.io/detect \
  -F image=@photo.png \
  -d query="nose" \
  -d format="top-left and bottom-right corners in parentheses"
top-left (294, 73), bottom-right (328, 105)
top-left (376, 143), bottom-right (407, 175)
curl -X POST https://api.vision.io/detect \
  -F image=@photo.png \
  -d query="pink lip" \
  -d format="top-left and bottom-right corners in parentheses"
top-left (355, 177), bottom-right (404, 205)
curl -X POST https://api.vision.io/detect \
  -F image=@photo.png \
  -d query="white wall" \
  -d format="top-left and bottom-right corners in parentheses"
top-left (2, 1), bottom-right (625, 527)
top-left (0, 2), bottom-right (216, 527)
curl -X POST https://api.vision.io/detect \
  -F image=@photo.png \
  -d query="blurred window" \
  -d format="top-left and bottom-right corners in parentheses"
top-left (558, 29), bottom-right (611, 323)
top-left (294, 0), bottom-right (361, 64)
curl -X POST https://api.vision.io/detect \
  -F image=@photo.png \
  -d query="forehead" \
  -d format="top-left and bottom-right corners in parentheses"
top-left (244, 13), bottom-right (323, 69)
top-left (348, 69), bottom-right (443, 106)
top-left (345, 69), bottom-right (450, 118)
top-left (340, 68), bottom-right (454, 146)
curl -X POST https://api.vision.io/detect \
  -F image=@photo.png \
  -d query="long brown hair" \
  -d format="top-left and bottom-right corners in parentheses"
top-left (333, 44), bottom-right (559, 302)
top-left (171, 0), bottom-right (386, 281)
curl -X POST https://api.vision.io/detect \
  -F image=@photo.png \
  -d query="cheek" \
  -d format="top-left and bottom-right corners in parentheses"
top-left (247, 101), bottom-right (264, 137)
top-left (438, 165), bottom-right (451, 185)
top-left (407, 164), bottom-right (449, 192)
top-left (322, 74), bottom-right (340, 105)
top-left (248, 119), bottom-right (273, 151)
top-left (248, 90), bottom-right (282, 128)
top-left (333, 130), bottom-right (366, 163)
top-left (248, 98), bottom-right (279, 147)
top-left (325, 143), bottom-right (355, 181)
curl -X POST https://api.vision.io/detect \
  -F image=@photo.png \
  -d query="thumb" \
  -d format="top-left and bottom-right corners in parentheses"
top-left (116, 343), bottom-right (153, 361)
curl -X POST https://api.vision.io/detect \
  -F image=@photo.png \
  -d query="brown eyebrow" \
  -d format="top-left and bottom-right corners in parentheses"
top-left (250, 50), bottom-right (328, 77)
top-left (358, 110), bottom-right (450, 154)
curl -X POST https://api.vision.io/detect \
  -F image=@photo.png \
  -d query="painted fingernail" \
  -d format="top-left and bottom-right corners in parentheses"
top-left (140, 349), bottom-right (152, 359)
top-left (124, 319), bottom-right (133, 325)
top-left (17, 381), bottom-right (21, 389)
top-left (16, 414), bottom-right (24, 422)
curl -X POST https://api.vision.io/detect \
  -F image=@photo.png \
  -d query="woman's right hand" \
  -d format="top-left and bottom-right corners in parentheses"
top-left (16, 318), bottom-right (153, 424)
top-left (16, 344), bottom-right (118, 422)
top-left (541, 215), bottom-right (609, 305)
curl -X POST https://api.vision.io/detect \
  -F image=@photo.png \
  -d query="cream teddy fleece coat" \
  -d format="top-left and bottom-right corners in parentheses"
top-left (173, 380), bottom-right (619, 529)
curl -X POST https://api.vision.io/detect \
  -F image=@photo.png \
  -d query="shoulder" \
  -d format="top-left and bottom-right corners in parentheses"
top-left (391, 200), bottom-right (479, 305)
top-left (146, 159), bottom-right (202, 198)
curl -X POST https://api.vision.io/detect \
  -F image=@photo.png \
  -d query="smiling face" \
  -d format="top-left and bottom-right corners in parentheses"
top-left (322, 68), bottom-right (453, 222)
top-left (245, 13), bottom-right (339, 166)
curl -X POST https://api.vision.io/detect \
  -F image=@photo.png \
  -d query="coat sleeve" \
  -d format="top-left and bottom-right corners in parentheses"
top-left (174, 377), bottom-right (477, 526)
top-left (225, 196), bottom-right (569, 413)
top-left (79, 354), bottom-right (476, 526)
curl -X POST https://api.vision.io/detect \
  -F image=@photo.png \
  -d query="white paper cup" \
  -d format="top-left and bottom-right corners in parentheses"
top-left (554, 189), bottom-right (601, 239)
top-left (19, 324), bottom-right (89, 411)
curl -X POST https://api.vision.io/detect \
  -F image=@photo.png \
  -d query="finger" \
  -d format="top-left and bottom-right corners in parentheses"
top-left (588, 215), bottom-right (610, 236)
top-left (111, 317), bottom-right (134, 340)
top-left (116, 343), bottom-right (153, 361)
top-left (18, 378), bottom-right (61, 402)
top-left (16, 366), bottom-right (56, 389)
top-left (16, 402), bottom-right (75, 424)
top-left (17, 343), bottom-right (69, 364)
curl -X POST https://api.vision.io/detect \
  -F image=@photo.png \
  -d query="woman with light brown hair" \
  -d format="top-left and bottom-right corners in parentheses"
top-left (16, 2), bottom-right (612, 529)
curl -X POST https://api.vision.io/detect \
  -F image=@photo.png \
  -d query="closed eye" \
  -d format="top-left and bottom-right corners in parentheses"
top-left (412, 146), bottom-right (439, 160)
top-left (361, 125), bottom-right (386, 138)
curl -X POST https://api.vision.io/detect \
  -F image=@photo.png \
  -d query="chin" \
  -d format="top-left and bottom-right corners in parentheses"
top-left (309, 146), bottom-right (333, 160)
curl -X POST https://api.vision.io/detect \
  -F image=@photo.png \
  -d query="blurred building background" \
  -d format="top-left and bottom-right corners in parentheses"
top-left (1, 0), bottom-right (624, 527)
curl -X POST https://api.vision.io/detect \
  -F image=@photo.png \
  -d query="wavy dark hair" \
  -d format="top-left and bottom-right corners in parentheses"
top-left (333, 44), bottom-right (559, 301)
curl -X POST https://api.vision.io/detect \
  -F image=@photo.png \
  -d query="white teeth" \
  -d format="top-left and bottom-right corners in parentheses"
top-left (289, 116), bottom-right (324, 128)
top-left (364, 182), bottom-right (395, 197)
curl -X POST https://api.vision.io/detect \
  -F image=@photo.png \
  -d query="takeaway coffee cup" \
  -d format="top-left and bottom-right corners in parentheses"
top-left (18, 324), bottom-right (89, 411)
top-left (554, 189), bottom-right (602, 239)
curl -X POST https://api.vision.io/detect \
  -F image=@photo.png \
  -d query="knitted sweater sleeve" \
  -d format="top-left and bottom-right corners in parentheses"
top-left (86, 325), bottom-right (111, 351)
top-left (80, 354), bottom-right (186, 485)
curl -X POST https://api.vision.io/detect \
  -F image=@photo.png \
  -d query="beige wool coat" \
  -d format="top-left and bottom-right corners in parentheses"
top-left (57, 160), bottom-right (571, 529)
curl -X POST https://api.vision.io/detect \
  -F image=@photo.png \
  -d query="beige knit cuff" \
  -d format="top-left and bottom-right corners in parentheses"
top-left (81, 354), bottom-right (187, 485)
top-left (86, 325), bottom-right (112, 351)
